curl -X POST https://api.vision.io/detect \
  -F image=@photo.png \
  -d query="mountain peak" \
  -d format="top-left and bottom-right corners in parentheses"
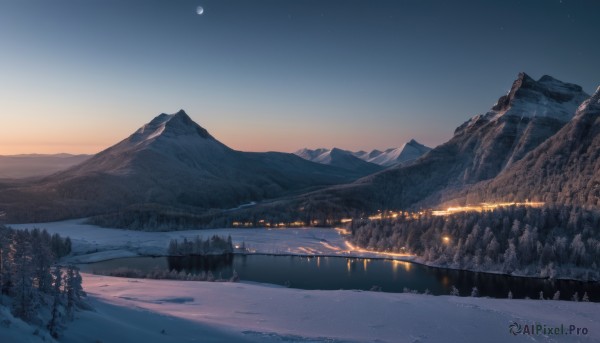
top-left (489, 72), bottom-right (588, 121)
top-left (517, 71), bottom-right (534, 82)
top-left (575, 86), bottom-right (600, 116)
top-left (491, 72), bottom-right (536, 112)
top-left (164, 110), bottom-right (212, 138)
top-left (538, 74), bottom-right (558, 83)
top-left (129, 110), bottom-right (214, 145)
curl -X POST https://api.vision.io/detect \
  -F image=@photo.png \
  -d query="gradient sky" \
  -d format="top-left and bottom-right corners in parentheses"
top-left (1, 0), bottom-right (599, 155)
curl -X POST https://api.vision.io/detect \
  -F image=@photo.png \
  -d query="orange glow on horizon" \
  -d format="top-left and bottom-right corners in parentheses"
top-left (0, 143), bottom-right (107, 156)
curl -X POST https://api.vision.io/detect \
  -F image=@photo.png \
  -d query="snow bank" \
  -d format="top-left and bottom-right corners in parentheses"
top-left (78, 273), bottom-right (600, 343)
top-left (0, 304), bottom-right (58, 343)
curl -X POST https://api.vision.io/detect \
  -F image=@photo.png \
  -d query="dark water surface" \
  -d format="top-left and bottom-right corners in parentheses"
top-left (81, 254), bottom-right (600, 302)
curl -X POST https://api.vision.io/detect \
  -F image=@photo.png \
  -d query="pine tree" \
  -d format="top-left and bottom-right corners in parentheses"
top-left (539, 291), bottom-right (544, 300)
top-left (572, 292), bottom-right (579, 302)
top-left (64, 237), bottom-right (72, 256)
top-left (31, 231), bottom-right (54, 294)
top-left (64, 265), bottom-right (85, 319)
top-left (502, 240), bottom-right (519, 273)
top-left (450, 285), bottom-right (460, 296)
top-left (229, 270), bottom-right (239, 282)
top-left (0, 227), bottom-right (12, 299)
top-left (470, 287), bottom-right (479, 297)
top-left (11, 231), bottom-right (37, 322)
top-left (226, 235), bottom-right (233, 253)
top-left (552, 291), bottom-right (560, 300)
top-left (508, 291), bottom-right (513, 299)
top-left (47, 266), bottom-right (64, 338)
top-left (582, 292), bottom-right (590, 302)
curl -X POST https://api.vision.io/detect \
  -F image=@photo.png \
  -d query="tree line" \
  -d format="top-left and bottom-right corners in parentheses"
top-left (0, 226), bottom-right (84, 338)
top-left (168, 235), bottom-right (234, 256)
top-left (350, 205), bottom-right (600, 280)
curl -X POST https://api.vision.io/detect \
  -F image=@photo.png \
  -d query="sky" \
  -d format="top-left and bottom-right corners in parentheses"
top-left (1, 0), bottom-right (599, 155)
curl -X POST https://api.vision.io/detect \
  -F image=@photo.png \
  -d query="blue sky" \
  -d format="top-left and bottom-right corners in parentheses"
top-left (1, 0), bottom-right (599, 154)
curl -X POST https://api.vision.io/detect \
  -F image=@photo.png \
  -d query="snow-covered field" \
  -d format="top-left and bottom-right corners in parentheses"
top-left (5, 219), bottom-right (600, 343)
top-left (9, 219), bottom-right (414, 263)
top-left (12, 274), bottom-right (600, 343)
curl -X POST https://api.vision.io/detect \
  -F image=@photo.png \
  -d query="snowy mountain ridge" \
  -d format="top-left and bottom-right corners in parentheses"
top-left (576, 85), bottom-right (600, 116)
top-left (483, 73), bottom-right (587, 122)
top-left (295, 139), bottom-right (431, 167)
top-left (452, 85), bottom-right (600, 207)
top-left (243, 72), bottom-right (595, 222)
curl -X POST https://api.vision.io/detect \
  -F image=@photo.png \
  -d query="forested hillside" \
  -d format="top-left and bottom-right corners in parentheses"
top-left (350, 205), bottom-right (600, 280)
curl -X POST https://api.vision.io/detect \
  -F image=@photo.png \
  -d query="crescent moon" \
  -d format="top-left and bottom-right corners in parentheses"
top-left (196, 6), bottom-right (204, 15)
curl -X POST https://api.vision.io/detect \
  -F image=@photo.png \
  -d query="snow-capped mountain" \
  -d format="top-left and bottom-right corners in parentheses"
top-left (250, 73), bottom-right (592, 218)
top-left (357, 140), bottom-right (431, 166)
top-left (456, 85), bottom-right (600, 207)
top-left (294, 148), bottom-right (382, 174)
top-left (295, 139), bottom-right (431, 168)
top-left (0, 110), bottom-right (368, 225)
top-left (63, 110), bottom-right (233, 176)
top-left (488, 74), bottom-right (588, 122)
top-left (446, 72), bottom-right (588, 181)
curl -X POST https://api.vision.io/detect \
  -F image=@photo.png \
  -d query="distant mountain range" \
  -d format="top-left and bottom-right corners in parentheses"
top-left (224, 73), bottom-right (598, 224)
top-left (1, 72), bottom-right (598, 229)
top-left (0, 154), bottom-right (90, 179)
top-left (0, 110), bottom-right (373, 225)
top-left (294, 139), bottom-right (431, 168)
top-left (293, 148), bottom-right (383, 175)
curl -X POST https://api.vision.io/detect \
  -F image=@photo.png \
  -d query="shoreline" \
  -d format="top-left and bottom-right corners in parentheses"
top-left (73, 250), bottom-right (600, 284)
top-left (9, 218), bottom-right (599, 283)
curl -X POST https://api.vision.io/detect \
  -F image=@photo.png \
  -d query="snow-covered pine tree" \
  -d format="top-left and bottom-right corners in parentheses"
top-left (502, 240), bottom-right (519, 274)
top-left (227, 235), bottom-right (233, 253)
top-left (572, 292), bottom-right (579, 302)
top-left (64, 265), bottom-right (85, 319)
top-left (0, 226), bottom-right (12, 300)
top-left (11, 231), bottom-right (37, 322)
top-left (582, 292), bottom-right (590, 302)
top-left (31, 229), bottom-right (54, 294)
top-left (47, 266), bottom-right (65, 338)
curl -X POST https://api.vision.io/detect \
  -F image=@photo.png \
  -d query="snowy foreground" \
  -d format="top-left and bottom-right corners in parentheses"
top-left (3, 274), bottom-right (599, 343)
top-left (4, 219), bottom-right (600, 343)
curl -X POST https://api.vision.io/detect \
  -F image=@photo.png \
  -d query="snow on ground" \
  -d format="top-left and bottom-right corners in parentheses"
top-left (7, 219), bottom-right (600, 343)
top-left (9, 219), bottom-right (414, 263)
top-left (67, 273), bottom-right (600, 343)
top-left (0, 305), bottom-right (57, 343)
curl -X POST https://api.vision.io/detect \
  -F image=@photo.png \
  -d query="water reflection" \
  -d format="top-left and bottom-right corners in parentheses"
top-left (81, 254), bottom-right (600, 302)
top-left (167, 254), bottom-right (234, 274)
